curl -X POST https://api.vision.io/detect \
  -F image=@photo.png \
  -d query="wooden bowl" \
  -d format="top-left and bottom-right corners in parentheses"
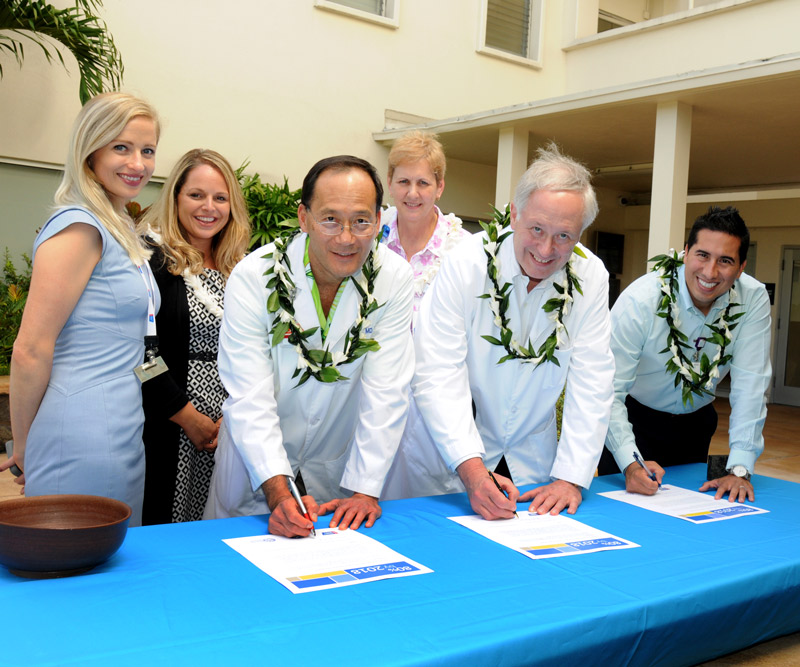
top-left (0, 494), bottom-right (131, 579)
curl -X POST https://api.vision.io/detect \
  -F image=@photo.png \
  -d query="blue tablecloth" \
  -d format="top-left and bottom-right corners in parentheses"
top-left (2, 464), bottom-right (799, 666)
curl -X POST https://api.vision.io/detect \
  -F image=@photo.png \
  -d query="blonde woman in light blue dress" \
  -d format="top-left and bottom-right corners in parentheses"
top-left (4, 93), bottom-right (161, 526)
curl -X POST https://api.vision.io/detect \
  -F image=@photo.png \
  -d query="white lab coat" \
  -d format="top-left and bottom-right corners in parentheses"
top-left (408, 231), bottom-right (614, 497)
top-left (205, 234), bottom-right (414, 518)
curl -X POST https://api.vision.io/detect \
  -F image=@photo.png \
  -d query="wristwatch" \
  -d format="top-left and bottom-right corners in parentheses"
top-left (728, 464), bottom-right (751, 481)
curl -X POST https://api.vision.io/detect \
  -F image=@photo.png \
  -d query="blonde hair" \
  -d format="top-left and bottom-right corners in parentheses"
top-left (54, 92), bottom-right (160, 264)
top-left (387, 131), bottom-right (446, 185)
top-left (141, 149), bottom-right (250, 277)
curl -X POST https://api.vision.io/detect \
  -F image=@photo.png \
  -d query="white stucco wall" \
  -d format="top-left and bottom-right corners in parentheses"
top-left (564, 0), bottom-right (795, 92)
top-left (0, 0), bottom-right (570, 185)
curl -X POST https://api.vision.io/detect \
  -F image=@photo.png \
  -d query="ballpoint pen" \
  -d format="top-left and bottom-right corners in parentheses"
top-left (287, 476), bottom-right (316, 537)
top-left (633, 452), bottom-right (661, 488)
top-left (488, 470), bottom-right (518, 518)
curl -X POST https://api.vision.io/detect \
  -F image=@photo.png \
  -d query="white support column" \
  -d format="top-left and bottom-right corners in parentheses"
top-left (648, 101), bottom-right (692, 262)
top-left (495, 126), bottom-right (529, 209)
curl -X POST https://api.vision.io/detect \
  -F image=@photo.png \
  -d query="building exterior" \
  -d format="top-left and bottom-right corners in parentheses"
top-left (2, 0), bottom-right (799, 401)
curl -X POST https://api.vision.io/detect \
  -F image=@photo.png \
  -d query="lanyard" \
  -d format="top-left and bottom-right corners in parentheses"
top-left (304, 237), bottom-right (346, 342)
top-left (133, 260), bottom-right (169, 382)
top-left (136, 262), bottom-right (158, 340)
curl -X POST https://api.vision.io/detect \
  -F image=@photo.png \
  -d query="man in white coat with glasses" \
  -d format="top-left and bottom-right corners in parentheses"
top-left (205, 156), bottom-right (414, 536)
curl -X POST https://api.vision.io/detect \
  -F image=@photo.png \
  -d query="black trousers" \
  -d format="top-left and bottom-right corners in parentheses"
top-left (494, 455), bottom-right (511, 481)
top-left (597, 395), bottom-right (718, 475)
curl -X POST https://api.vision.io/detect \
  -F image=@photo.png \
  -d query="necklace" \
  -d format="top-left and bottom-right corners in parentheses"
top-left (265, 231), bottom-right (383, 385)
top-left (651, 249), bottom-right (743, 405)
top-left (479, 205), bottom-right (584, 367)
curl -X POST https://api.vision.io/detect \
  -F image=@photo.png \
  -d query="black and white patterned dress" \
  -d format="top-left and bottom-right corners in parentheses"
top-left (172, 269), bottom-right (227, 522)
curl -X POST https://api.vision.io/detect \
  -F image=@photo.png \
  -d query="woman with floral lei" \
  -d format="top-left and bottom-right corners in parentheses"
top-left (379, 131), bottom-right (469, 327)
top-left (380, 131), bottom-right (470, 500)
top-left (600, 206), bottom-right (772, 504)
top-left (140, 149), bottom-right (250, 524)
top-left (4, 93), bottom-right (160, 526)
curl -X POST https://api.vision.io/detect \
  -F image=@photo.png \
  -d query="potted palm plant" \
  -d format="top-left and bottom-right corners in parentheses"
top-left (0, 0), bottom-right (123, 103)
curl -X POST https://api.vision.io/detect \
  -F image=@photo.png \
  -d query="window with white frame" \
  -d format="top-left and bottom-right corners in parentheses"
top-left (479, 0), bottom-right (543, 66)
top-left (315, 0), bottom-right (399, 28)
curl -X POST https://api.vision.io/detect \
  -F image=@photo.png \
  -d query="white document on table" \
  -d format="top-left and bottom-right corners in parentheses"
top-left (223, 528), bottom-right (432, 594)
top-left (598, 485), bottom-right (769, 523)
top-left (448, 512), bottom-right (639, 560)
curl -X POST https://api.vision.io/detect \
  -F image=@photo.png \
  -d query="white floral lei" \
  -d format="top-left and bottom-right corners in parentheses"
top-left (146, 227), bottom-right (223, 318)
top-left (651, 249), bottom-right (743, 405)
top-left (183, 270), bottom-right (223, 318)
top-left (479, 205), bottom-right (584, 368)
top-left (264, 231), bottom-right (383, 385)
top-left (410, 213), bottom-right (464, 299)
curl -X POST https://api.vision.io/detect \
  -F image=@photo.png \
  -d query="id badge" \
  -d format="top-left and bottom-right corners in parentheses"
top-left (135, 355), bottom-right (169, 382)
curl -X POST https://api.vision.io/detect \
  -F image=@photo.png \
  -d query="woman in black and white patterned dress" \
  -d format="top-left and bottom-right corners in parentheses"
top-left (140, 149), bottom-right (250, 524)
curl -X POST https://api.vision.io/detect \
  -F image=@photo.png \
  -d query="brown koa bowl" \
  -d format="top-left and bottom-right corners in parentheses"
top-left (0, 494), bottom-right (131, 578)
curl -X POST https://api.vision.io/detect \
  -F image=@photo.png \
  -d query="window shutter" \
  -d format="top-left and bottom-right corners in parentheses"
top-left (486, 0), bottom-right (530, 57)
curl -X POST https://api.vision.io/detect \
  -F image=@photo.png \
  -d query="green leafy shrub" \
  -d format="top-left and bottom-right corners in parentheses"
top-left (0, 250), bottom-right (32, 375)
top-left (236, 164), bottom-right (301, 250)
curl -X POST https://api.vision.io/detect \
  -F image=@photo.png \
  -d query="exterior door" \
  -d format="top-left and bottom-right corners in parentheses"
top-left (773, 247), bottom-right (800, 406)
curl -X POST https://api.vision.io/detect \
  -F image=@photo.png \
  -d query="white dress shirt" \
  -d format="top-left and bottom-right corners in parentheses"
top-left (204, 234), bottom-right (414, 518)
top-left (605, 265), bottom-right (772, 474)
top-left (410, 230), bottom-right (614, 494)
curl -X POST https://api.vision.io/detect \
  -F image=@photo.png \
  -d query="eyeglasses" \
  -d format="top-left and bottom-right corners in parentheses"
top-left (306, 209), bottom-right (378, 237)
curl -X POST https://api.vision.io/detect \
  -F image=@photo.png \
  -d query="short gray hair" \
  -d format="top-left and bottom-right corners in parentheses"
top-left (513, 142), bottom-right (598, 231)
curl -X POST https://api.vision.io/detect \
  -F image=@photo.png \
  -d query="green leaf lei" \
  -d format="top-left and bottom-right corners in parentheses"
top-left (651, 249), bottom-right (744, 405)
top-left (478, 204), bottom-right (585, 367)
top-left (263, 231), bottom-right (384, 385)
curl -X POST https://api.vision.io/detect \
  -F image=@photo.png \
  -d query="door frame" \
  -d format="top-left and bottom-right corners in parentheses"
top-left (773, 246), bottom-right (800, 406)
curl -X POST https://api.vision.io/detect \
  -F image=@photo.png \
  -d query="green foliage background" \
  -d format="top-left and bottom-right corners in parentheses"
top-left (236, 165), bottom-right (301, 250)
top-left (0, 251), bottom-right (32, 375)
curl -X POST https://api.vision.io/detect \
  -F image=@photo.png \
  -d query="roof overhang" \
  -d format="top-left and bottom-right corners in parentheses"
top-left (374, 52), bottom-right (800, 195)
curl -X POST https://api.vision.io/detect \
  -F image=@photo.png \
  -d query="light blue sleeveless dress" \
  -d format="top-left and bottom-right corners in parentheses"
top-left (24, 207), bottom-right (159, 526)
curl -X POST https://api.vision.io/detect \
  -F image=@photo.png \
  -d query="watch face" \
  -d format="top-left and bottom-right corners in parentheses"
top-left (731, 465), bottom-right (748, 478)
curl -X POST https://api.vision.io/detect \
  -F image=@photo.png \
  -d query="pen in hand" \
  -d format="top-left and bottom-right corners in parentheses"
top-left (287, 476), bottom-right (316, 537)
top-left (633, 452), bottom-right (661, 488)
top-left (488, 470), bottom-right (518, 518)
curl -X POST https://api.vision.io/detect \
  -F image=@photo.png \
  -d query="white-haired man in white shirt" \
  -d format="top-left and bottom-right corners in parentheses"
top-left (408, 144), bottom-right (615, 519)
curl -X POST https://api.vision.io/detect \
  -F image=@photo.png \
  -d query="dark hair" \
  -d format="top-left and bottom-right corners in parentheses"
top-left (301, 155), bottom-right (383, 215)
top-left (686, 206), bottom-right (749, 263)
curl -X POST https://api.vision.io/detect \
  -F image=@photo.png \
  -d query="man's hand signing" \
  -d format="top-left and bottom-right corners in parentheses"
top-left (457, 458), bottom-right (519, 520)
top-left (263, 476), bottom-right (318, 538)
top-left (624, 459), bottom-right (665, 495)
